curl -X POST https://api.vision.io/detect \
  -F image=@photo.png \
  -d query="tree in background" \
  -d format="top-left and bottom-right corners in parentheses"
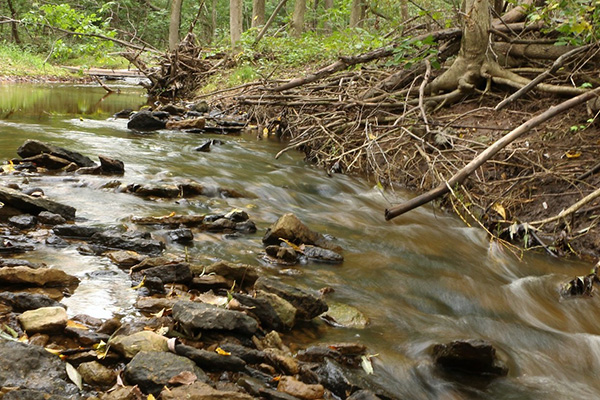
top-left (169, 0), bottom-right (184, 50)
top-left (230, 0), bottom-right (243, 46)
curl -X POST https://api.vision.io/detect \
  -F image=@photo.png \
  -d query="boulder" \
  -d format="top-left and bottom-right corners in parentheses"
top-left (17, 139), bottom-right (96, 167)
top-left (0, 266), bottom-right (79, 287)
top-left (77, 361), bottom-right (117, 388)
top-left (0, 340), bottom-right (81, 397)
top-left (432, 339), bottom-right (508, 377)
top-left (263, 213), bottom-right (339, 251)
top-left (255, 290), bottom-right (296, 329)
top-left (0, 291), bottom-right (64, 312)
top-left (18, 306), bottom-right (68, 334)
top-left (0, 186), bottom-right (76, 220)
top-left (109, 330), bottom-right (169, 359)
top-left (160, 381), bottom-right (254, 400)
top-left (277, 376), bottom-right (324, 400)
top-left (174, 343), bottom-right (246, 372)
top-left (172, 301), bottom-right (258, 335)
top-left (124, 351), bottom-right (207, 395)
top-left (315, 358), bottom-right (392, 399)
top-left (254, 277), bottom-right (328, 321)
top-left (127, 110), bottom-right (167, 131)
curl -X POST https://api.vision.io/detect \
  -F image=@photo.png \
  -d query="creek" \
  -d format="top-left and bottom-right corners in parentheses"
top-left (0, 82), bottom-right (599, 399)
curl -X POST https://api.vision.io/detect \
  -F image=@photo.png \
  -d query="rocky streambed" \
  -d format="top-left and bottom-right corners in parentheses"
top-left (0, 104), bottom-right (510, 400)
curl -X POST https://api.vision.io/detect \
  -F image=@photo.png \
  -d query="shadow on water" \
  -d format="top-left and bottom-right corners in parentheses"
top-left (0, 83), bottom-right (599, 399)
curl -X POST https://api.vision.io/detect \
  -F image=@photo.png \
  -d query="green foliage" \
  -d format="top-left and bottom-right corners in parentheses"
top-left (387, 34), bottom-right (439, 69)
top-left (0, 42), bottom-right (70, 77)
top-left (527, 0), bottom-right (600, 45)
top-left (23, 3), bottom-right (116, 61)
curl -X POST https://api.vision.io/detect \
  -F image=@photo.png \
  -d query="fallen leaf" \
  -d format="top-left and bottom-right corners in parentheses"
top-left (215, 347), bottom-right (231, 356)
top-left (279, 238), bottom-right (302, 252)
top-left (67, 320), bottom-right (89, 330)
top-left (565, 150), bottom-right (582, 159)
top-left (491, 203), bottom-right (507, 220)
top-left (131, 276), bottom-right (146, 290)
top-left (66, 362), bottom-right (83, 390)
top-left (168, 371), bottom-right (197, 385)
top-left (147, 395), bottom-right (156, 400)
top-left (151, 308), bottom-right (165, 318)
top-left (360, 355), bottom-right (374, 375)
top-left (45, 348), bottom-right (62, 356)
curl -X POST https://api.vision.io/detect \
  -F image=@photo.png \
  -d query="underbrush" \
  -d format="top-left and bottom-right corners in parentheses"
top-left (0, 43), bottom-right (70, 78)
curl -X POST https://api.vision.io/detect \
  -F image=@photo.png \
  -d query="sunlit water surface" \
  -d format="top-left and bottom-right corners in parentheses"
top-left (0, 83), bottom-right (597, 399)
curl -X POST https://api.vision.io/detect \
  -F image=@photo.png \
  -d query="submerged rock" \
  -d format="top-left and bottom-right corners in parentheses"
top-left (321, 303), bottom-right (369, 329)
top-left (17, 139), bottom-right (96, 167)
top-left (432, 339), bottom-right (508, 378)
top-left (172, 301), bottom-right (258, 335)
top-left (90, 231), bottom-right (165, 255)
top-left (8, 214), bottom-right (37, 230)
top-left (37, 211), bottom-right (67, 226)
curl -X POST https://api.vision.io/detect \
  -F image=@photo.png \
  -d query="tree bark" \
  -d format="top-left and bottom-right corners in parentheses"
top-left (400, 0), bottom-right (409, 22)
top-left (6, 0), bottom-right (21, 45)
top-left (292, 0), bottom-right (306, 36)
top-left (349, 0), bottom-right (364, 28)
top-left (169, 0), bottom-right (184, 51)
top-left (254, 0), bottom-right (287, 44)
top-left (252, 0), bottom-right (265, 27)
top-left (323, 0), bottom-right (334, 33)
top-left (230, 0), bottom-right (243, 47)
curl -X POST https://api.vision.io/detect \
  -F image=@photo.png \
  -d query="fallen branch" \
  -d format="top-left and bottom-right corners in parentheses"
top-left (384, 86), bottom-right (600, 221)
top-left (530, 187), bottom-right (600, 227)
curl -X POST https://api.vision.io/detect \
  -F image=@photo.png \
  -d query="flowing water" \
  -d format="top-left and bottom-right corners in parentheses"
top-left (0, 83), bottom-right (599, 399)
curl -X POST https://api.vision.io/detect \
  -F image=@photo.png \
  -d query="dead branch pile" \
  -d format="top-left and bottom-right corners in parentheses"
top-left (123, 33), bottom-right (217, 98)
top-left (215, 33), bottom-right (600, 258)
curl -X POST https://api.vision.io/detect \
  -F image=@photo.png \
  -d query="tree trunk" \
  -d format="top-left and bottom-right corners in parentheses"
top-left (230, 0), bottom-right (243, 47)
top-left (323, 0), bottom-right (334, 33)
top-left (292, 0), bottom-right (306, 36)
top-left (349, 0), bottom-right (363, 28)
top-left (400, 0), bottom-right (409, 22)
top-left (428, 0), bottom-right (493, 94)
top-left (169, 0), bottom-right (184, 51)
top-left (7, 0), bottom-right (21, 45)
top-left (252, 0), bottom-right (265, 27)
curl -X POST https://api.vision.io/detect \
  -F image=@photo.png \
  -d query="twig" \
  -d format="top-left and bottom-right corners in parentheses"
top-left (530, 187), bottom-right (600, 226)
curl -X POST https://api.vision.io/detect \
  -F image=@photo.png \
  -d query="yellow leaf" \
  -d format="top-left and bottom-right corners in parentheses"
top-left (279, 238), bottom-right (302, 252)
top-left (67, 320), bottom-right (89, 330)
top-left (565, 150), bottom-right (581, 159)
top-left (491, 203), bottom-right (507, 220)
top-left (263, 127), bottom-right (269, 135)
top-left (147, 395), bottom-right (156, 400)
top-left (131, 276), bottom-right (146, 290)
top-left (368, 133), bottom-right (377, 140)
top-left (215, 347), bottom-right (231, 356)
top-left (151, 308), bottom-right (165, 318)
top-left (45, 348), bottom-right (62, 356)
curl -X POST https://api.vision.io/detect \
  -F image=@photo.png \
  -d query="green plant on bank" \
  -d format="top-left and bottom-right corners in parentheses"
top-left (0, 43), bottom-right (70, 77)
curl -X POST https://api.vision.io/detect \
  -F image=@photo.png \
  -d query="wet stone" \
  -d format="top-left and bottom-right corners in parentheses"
top-left (302, 245), bottom-right (343, 264)
top-left (124, 351), bottom-right (208, 395)
top-left (109, 330), bottom-right (169, 359)
top-left (106, 250), bottom-right (146, 268)
top-left (98, 155), bottom-right (125, 175)
top-left (46, 235), bottom-right (69, 247)
top-left (0, 266), bottom-right (79, 288)
top-left (141, 262), bottom-right (192, 284)
top-left (8, 215), bottom-right (37, 230)
top-left (277, 375), bottom-right (325, 400)
top-left (52, 224), bottom-right (102, 239)
top-left (37, 211), bottom-right (67, 225)
top-left (432, 339), bottom-right (509, 378)
top-left (77, 361), bottom-right (117, 389)
top-left (218, 343), bottom-right (267, 365)
top-left (18, 306), bottom-right (68, 334)
top-left (254, 276), bottom-right (328, 321)
top-left (22, 153), bottom-right (73, 170)
top-left (90, 231), bottom-right (165, 256)
top-left (172, 301), bottom-right (258, 335)
top-left (127, 110), bottom-right (167, 131)
top-left (174, 343), bottom-right (247, 372)
top-left (17, 139), bottom-right (96, 167)
top-left (0, 291), bottom-right (64, 312)
top-left (205, 261), bottom-right (260, 288)
top-left (167, 228), bottom-right (194, 243)
top-left (160, 381), bottom-right (254, 400)
top-left (233, 292), bottom-right (286, 331)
